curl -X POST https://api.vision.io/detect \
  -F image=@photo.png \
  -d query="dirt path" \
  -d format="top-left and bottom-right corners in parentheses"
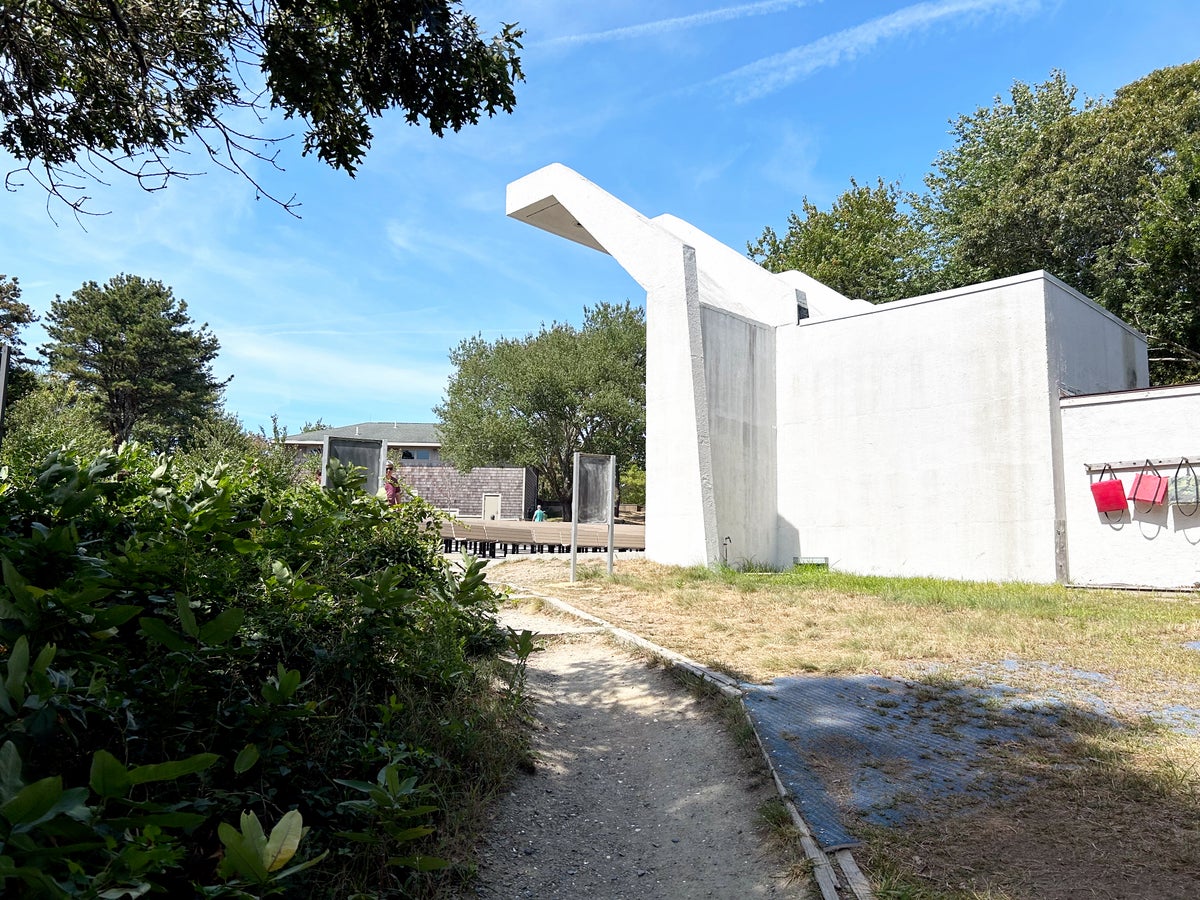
top-left (459, 605), bottom-right (805, 899)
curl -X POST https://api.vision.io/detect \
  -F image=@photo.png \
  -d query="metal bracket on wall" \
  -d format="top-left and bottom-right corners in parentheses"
top-left (1084, 455), bottom-right (1200, 472)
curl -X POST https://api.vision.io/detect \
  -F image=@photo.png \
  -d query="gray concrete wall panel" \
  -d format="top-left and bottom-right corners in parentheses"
top-left (701, 306), bottom-right (778, 567)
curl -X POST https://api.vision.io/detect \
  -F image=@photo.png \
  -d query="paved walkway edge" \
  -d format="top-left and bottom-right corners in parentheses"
top-left (498, 584), bottom-right (875, 900)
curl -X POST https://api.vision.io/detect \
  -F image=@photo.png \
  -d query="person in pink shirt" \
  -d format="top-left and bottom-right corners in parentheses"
top-left (383, 461), bottom-right (403, 505)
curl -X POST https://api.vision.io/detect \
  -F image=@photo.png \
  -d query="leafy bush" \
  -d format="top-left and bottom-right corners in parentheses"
top-left (0, 374), bottom-right (110, 473)
top-left (0, 443), bottom-right (520, 897)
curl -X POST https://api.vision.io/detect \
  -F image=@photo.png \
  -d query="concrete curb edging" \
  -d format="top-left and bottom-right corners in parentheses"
top-left (498, 583), bottom-right (874, 900)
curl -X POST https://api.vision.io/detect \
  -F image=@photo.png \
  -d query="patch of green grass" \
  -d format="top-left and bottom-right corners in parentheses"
top-left (765, 567), bottom-right (1197, 630)
top-left (574, 563), bottom-right (609, 581)
top-left (755, 798), bottom-right (815, 886)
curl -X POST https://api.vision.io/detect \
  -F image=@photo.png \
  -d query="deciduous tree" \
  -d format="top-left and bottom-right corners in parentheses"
top-left (436, 302), bottom-right (646, 517)
top-left (0, 1), bottom-right (523, 213)
top-left (748, 178), bottom-right (935, 304)
top-left (42, 274), bottom-right (229, 448)
top-left (918, 70), bottom-right (1081, 288)
top-left (921, 61), bottom-right (1200, 381)
top-left (0, 372), bottom-right (109, 473)
top-left (753, 61), bottom-right (1200, 383)
top-left (1120, 139), bottom-right (1200, 382)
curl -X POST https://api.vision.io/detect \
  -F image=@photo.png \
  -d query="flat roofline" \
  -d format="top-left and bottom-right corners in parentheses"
top-left (1061, 381), bottom-right (1200, 406)
top-left (792, 270), bottom-right (1144, 342)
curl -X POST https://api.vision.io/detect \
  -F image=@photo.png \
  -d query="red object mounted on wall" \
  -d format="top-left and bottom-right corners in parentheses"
top-left (1129, 460), bottom-right (1169, 506)
top-left (1090, 465), bottom-right (1127, 513)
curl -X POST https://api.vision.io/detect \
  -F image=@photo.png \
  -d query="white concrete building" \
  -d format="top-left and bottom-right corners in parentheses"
top-left (507, 164), bottom-right (1199, 588)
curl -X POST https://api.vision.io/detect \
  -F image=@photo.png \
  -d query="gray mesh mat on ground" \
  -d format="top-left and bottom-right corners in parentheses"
top-left (743, 674), bottom-right (1057, 851)
top-left (743, 655), bottom-right (1200, 851)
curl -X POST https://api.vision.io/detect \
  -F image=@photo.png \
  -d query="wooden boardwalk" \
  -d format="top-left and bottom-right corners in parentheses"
top-left (439, 517), bottom-right (645, 557)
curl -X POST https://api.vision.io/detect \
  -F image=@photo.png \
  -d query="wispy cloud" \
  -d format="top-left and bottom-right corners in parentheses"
top-left (541, 0), bottom-right (823, 49)
top-left (756, 123), bottom-right (826, 200)
top-left (687, 145), bottom-right (754, 189)
top-left (220, 330), bottom-right (451, 400)
top-left (715, 0), bottom-right (1042, 102)
top-left (385, 217), bottom-right (517, 274)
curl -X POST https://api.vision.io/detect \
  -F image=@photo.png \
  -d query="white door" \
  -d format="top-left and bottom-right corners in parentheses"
top-left (482, 494), bottom-right (501, 520)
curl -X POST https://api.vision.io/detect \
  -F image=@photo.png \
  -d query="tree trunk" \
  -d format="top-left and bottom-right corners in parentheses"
top-left (555, 481), bottom-right (573, 522)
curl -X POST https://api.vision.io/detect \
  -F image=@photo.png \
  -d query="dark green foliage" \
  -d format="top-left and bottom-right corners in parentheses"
top-left (0, 1), bottom-right (523, 212)
top-left (0, 274), bottom-right (39, 404)
top-left (262, 1), bottom-right (523, 172)
top-left (0, 275), bottom-right (36, 359)
top-left (1122, 140), bottom-right (1200, 383)
top-left (42, 274), bottom-right (228, 450)
top-left (0, 443), bottom-right (514, 896)
top-left (748, 178), bottom-right (936, 304)
top-left (752, 60), bottom-right (1200, 385)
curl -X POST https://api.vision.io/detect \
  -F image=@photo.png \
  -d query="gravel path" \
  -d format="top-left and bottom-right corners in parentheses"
top-left (459, 606), bottom-right (804, 899)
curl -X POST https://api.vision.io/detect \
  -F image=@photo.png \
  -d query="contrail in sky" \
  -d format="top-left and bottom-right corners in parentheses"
top-left (542, 0), bottom-right (824, 49)
top-left (715, 0), bottom-right (1042, 102)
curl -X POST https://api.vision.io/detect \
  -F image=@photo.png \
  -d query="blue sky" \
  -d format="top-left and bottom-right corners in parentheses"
top-left (4, 0), bottom-right (1199, 435)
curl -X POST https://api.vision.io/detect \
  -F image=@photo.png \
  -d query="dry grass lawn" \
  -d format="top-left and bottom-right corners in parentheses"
top-left (487, 556), bottom-right (1200, 900)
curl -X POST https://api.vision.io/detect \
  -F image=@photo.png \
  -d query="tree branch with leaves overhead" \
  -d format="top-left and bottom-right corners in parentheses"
top-left (0, 1), bottom-right (523, 216)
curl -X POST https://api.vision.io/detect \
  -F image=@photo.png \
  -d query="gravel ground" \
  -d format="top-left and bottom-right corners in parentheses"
top-left (458, 606), bottom-right (806, 899)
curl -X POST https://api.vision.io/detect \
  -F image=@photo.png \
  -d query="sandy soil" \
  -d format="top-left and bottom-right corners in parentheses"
top-left (458, 606), bottom-right (806, 899)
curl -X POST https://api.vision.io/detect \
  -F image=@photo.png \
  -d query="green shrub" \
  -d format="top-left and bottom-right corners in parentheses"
top-left (0, 374), bottom-right (110, 473)
top-left (0, 443), bottom-right (516, 897)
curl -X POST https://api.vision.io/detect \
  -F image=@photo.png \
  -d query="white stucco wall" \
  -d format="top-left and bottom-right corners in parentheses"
top-left (506, 166), bottom-right (1176, 585)
top-left (1060, 385), bottom-right (1200, 589)
top-left (701, 305), bottom-right (778, 567)
top-left (775, 272), bottom-right (1137, 582)
top-left (507, 165), bottom-right (717, 565)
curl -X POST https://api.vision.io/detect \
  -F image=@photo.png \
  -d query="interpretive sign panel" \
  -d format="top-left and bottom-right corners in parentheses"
top-left (571, 452), bottom-right (617, 581)
top-left (323, 436), bottom-right (388, 495)
top-left (576, 454), bottom-right (615, 523)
